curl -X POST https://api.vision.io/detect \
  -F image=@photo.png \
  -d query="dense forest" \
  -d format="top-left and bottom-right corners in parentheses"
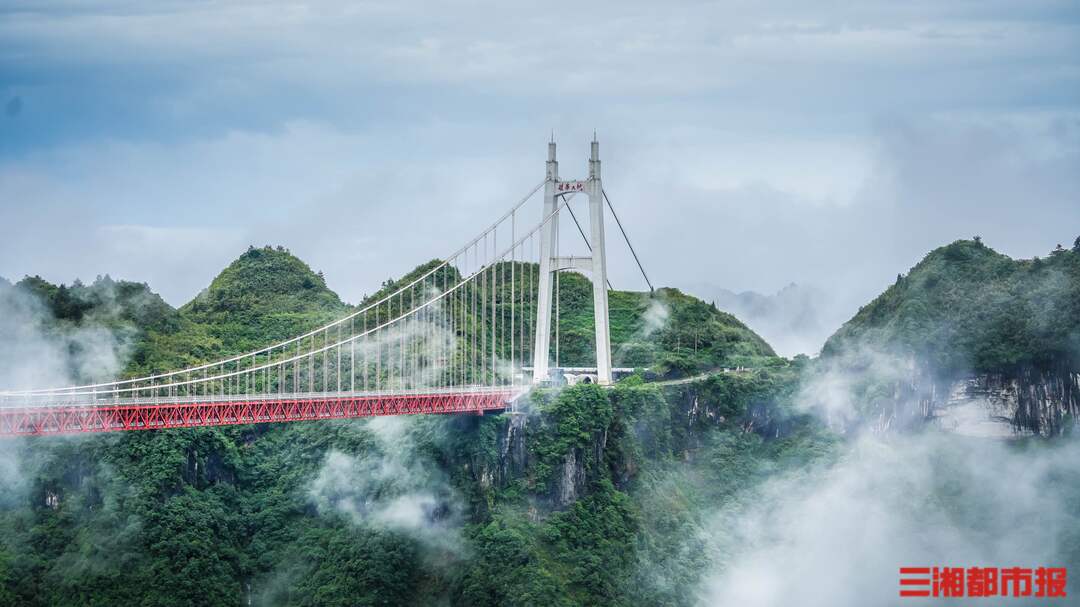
top-left (817, 237), bottom-right (1080, 434)
top-left (824, 237), bottom-right (1080, 374)
top-left (0, 246), bottom-right (803, 606)
top-left (0, 239), bottom-right (1077, 605)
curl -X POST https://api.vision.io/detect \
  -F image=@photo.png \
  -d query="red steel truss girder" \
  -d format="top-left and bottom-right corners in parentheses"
top-left (0, 391), bottom-right (518, 436)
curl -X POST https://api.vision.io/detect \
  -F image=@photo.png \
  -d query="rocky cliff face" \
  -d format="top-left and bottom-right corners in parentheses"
top-left (499, 411), bottom-right (598, 509)
top-left (482, 409), bottom-right (606, 511)
top-left (863, 362), bottom-right (1080, 438)
top-left (470, 377), bottom-right (793, 516)
top-left (931, 367), bottom-right (1080, 438)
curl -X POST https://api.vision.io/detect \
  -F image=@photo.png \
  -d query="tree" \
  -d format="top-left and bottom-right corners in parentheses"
top-left (1073, 236), bottom-right (1080, 253)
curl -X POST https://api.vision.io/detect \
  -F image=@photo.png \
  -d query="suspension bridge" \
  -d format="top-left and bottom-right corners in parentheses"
top-left (0, 139), bottom-right (652, 436)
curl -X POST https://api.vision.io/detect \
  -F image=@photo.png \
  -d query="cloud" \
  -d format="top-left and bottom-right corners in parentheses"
top-left (4, 1), bottom-right (1076, 103)
top-left (696, 307), bottom-right (1080, 605)
top-left (698, 432), bottom-right (1080, 606)
top-left (694, 283), bottom-right (845, 357)
top-left (0, 1), bottom-right (1076, 339)
top-left (645, 113), bottom-right (1080, 345)
top-left (0, 280), bottom-right (132, 392)
top-left (307, 416), bottom-right (464, 554)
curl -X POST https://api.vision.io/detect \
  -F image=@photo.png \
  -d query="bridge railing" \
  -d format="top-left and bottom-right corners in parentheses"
top-left (1, 184), bottom-right (567, 411)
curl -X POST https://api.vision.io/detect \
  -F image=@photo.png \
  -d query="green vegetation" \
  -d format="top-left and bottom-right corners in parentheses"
top-left (0, 245), bottom-right (803, 606)
top-left (6, 237), bottom-right (1076, 605)
top-left (181, 245), bottom-right (348, 354)
top-left (547, 271), bottom-right (774, 374)
top-left (454, 369), bottom-right (820, 607)
top-left (824, 238), bottom-right (1080, 374)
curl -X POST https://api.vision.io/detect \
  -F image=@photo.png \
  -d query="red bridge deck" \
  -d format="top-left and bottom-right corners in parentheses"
top-left (0, 390), bottom-right (518, 436)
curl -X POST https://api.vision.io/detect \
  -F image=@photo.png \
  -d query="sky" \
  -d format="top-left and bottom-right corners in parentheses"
top-left (2, 1), bottom-right (1078, 341)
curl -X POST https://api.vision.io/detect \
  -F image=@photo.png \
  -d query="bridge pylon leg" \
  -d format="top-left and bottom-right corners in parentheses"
top-left (532, 141), bottom-right (558, 383)
top-left (587, 139), bottom-right (613, 385)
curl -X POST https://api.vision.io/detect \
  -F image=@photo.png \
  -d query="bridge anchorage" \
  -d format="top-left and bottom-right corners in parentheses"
top-left (0, 138), bottom-right (650, 436)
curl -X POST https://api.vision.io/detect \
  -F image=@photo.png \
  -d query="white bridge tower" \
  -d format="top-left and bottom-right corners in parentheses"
top-left (531, 138), bottom-right (613, 385)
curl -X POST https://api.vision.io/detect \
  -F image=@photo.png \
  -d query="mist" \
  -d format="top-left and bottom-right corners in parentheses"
top-left (694, 339), bottom-right (1080, 606)
top-left (691, 283), bottom-right (848, 357)
top-left (0, 280), bottom-right (133, 392)
top-left (0, 279), bottom-right (141, 518)
top-left (613, 296), bottom-right (671, 368)
top-left (308, 415), bottom-right (465, 554)
top-left (699, 432), bottom-right (1079, 606)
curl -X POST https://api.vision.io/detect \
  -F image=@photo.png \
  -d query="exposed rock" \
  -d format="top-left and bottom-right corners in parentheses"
top-left (496, 411), bottom-right (530, 485)
top-left (556, 449), bottom-right (587, 507)
top-left (882, 365), bottom-right (1079, 438)
top-left (488, 402), bottom-right (613, 511)
top-left (930, 378), bottom-right (1034, 438)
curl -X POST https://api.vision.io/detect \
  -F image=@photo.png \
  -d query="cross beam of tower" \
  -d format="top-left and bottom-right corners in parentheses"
top-left (532, 138), bottom-right (613, 385)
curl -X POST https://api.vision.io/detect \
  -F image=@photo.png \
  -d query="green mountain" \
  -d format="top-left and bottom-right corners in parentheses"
top-left (537, 272), bottom-right (775, 373)
top-left (0, 246), bottom-right (795, 606)
top-left (0, 274), bottom-right (182, 386)
top-left (2, 239), bottom-right (1079, 605)
top-left (182, 246), bottom-right (348, 353)
top-left (9, 274), bottom-right (179, 334)
top-left (824, 238), bottom-right (1080, 374)
top-left (819, 237), bottom-right (1080, 435)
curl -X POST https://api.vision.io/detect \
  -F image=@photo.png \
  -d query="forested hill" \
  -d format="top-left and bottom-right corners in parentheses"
top-left (181, 245), bottom-right (348, 353)
top-left (823, 237), bottom-right (1080, 375)
top-left (0, 245), bottom-right (793, 605)
top-left (2, 244), bottom-right (776, 384)
top-left (816, 237), bottom-right (1080, 436)
top-left (0, 247), bottom-right (349, 385)
top-left (5, 241), bottom-right (1078, 604)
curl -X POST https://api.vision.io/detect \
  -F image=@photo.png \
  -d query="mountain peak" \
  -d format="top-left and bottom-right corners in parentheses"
top-left (185, 246), bottom-right (342, 311)
top-left (180, 245), bottom-right (348, 351)
top-left (823, 238), bottom-right (1079, 373)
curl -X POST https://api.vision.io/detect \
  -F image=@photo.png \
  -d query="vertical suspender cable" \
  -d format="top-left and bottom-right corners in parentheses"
top-left (375, 303), bottom-right (380, 393)
top-left (555, 223), bottom-right (560, 369)
top-left (350, 317), bottom-right (355, 394)
top-left (492, 230), bottom-right (497, 386)
top-left (398, 291), bottom-right (404, 392)
top-left (511, 211), bottom-right (515, 386)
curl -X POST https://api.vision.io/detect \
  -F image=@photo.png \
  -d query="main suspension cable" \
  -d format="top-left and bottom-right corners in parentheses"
top-left (3, 181), bottom-right (546, 397)
top-left (602, 189), bottom-right (654, 293)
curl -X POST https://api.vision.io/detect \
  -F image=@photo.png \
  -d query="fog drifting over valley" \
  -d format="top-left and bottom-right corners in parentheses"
top-left (695, 348), bottom-right (1080, 607)
top-left (698, 433), bottom-right (1079, 607)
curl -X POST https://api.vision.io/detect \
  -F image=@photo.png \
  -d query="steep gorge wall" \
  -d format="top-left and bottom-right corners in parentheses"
top-left (930, 366), bottom-right (1080, 438)
top-left (862, 360), bottom-right (1080, 438)
top-left (463, 374), bottom-right (794, 515)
